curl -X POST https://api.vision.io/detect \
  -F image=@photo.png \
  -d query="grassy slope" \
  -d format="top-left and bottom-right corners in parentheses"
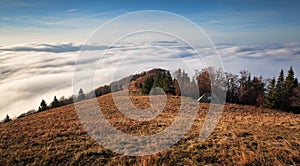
top-left (0, 94), bottom-right (300, 165)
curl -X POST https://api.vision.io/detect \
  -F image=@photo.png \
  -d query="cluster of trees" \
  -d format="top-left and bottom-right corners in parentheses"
top-left (141, 67), bottom-right (227, 101)
top-left (224, 70), bottom-right (265, 107)
top-left (37, 95), bottom-right (73, 112)
top-left (173, 68), bottom-right (198, 98)
top-left (5, 88), bottom-right (86, 121)
top-left (37, 88), bottom-right (86, 113)
top-left (95, 85), bottom-right (111, 97)
top-left (264, 67), bottom-right (299, 113)
top-left (142, 70), bottom-right (175, 95)
top-left (140, 67), bottom-right (299, 113)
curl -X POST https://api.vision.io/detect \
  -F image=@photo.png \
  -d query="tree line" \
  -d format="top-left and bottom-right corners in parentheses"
top-left (223, 66), bottom-right (299, 113)
top-left (141, 67), bottom-right (299, 113)
top-left (2, 66), bottom-right (299, 123)
top-left (142, 70), bottom-right (175, 95)
top-left (264, 67), bottom-right (298, 112)
top-left (4, 88), bottom-right (87, 121)
top-left (36, 88), bottom-right (86, 113)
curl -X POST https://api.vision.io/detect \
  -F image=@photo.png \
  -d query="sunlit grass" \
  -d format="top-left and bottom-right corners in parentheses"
top-left (0, 94), bottom-right (299, 165)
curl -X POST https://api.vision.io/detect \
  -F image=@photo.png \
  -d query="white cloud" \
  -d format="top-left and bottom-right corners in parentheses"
top-left (65, 9), bottom-right (78, 13)
top-left (0, 42), bottom-right (111, 53)
top-left (0, 41), bottom-right (300, 119)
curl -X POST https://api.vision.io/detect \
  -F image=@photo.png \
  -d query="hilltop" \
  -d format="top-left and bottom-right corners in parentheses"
top-left (0, 94), bottom-right (299, 165)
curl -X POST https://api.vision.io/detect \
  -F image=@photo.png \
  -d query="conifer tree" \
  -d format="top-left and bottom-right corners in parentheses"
top-left (264, 78), bottom-right (277, 109)
top-left (284, 66), bottom-right (298, 112)
top-left (142, 76), bottom-right (154, 95)
top-left (3, 114), bottom-right (11, 123)
top-left (152, 71), bottom-right (175, 94)
top-left (161, 71), bottom-right (175, 94)
top-left (51, 96), bottom-right (60, 108)
top-left (285, 66), bottom-right (297, 95)
top-left (38, 99), bottom-right (48, 112)
top-left (77, 88), bottom-right (85, 101)
top-left (275, 69), bottom-right (285, 110)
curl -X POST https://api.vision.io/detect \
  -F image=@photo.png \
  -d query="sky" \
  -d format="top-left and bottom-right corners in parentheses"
top-left (1, 0), bottom-right (300, 44)
top-left (1, 0), bottom-right (300, 119)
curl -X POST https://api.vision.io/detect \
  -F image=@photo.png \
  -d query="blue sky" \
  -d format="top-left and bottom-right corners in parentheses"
top-left (1, 0), bottom-right (300, 45)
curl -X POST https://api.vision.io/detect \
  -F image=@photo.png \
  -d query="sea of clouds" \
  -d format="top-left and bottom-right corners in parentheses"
top-left (1, 41), bottom-right (299, 119)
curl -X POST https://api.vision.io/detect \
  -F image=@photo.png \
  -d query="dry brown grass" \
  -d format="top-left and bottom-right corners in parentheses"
top-left (0, 94), bottom-right (300, 165)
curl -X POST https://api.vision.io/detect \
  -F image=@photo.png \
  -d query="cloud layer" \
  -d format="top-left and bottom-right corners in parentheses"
top-left (0, 41), bottom-right (299, 119)
top-left (0, 43), bottom-right (112, 53)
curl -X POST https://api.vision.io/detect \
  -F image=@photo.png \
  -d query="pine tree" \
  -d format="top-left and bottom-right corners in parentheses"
top-left (142, 76), bottom-right (154, 95)
top-left (153, 72), bottom-right (163, 91)
top-left (38, 99), bottom-right (48, 112)
top-left (284, 66), bottom-right (298, 112)
top-left (264, 78), bottom-right (277, 109)
top-left (162, 71), bottom-right (175, 94)
top-left (285, 66), bottom-right (297, 95)
top-left (51, 96), bottom-right (60, 108)
top-left (77, 88), bottom-right (85, 101)
top-left (152, 71), bottom-right (174, 95)
top-left (275, 69), bottom-right (285, 110)
top-left (3, 114), bottom-right (11, 123)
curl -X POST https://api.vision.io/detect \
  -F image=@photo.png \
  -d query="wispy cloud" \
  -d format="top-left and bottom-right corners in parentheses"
top-left (0, 43), bottom-right (111, 53)
top-left (65, 8), bottom-right (78, 13)
top-left (0, 43), bottom-right (81, 53)
top-left (0, 0), bottom-right (35, 7)
top-left (218, 43), bottom-right (300, 60)
top-left (0, 10), bottom-right (126, 33)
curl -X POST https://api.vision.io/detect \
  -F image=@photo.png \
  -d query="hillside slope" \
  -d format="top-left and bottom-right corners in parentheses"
top-left (0, 94), bottom-right (300, 165)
